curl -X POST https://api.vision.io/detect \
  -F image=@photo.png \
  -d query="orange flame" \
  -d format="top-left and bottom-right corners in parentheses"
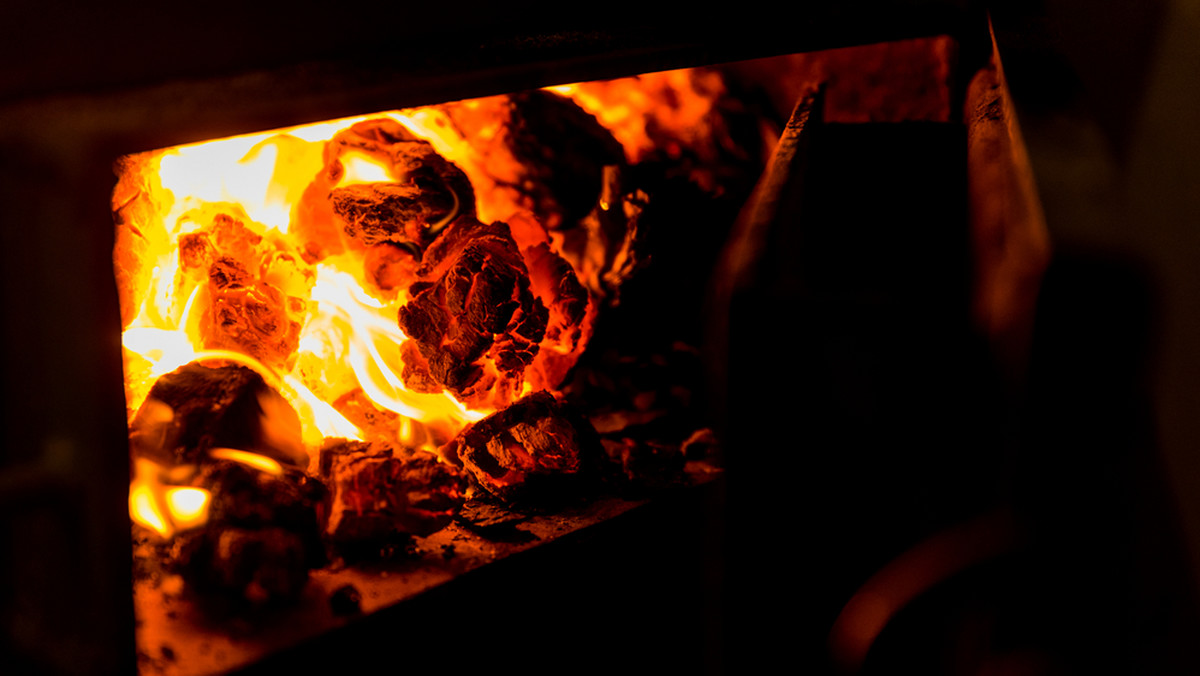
top-left (129, 458), bottom-right (211, 538)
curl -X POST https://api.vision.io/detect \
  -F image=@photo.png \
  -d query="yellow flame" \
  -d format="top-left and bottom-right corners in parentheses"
top-left (130, 479), bottom-right (171, 539)
top-left (129, 458), bottom-right (211, 538)
top-left (282, 374), bottom-right (363, 444)
top-left (305, 264), bottom-right (486, 426)
top-left (210, 448), bottom-right (284, 476)
top-left (156, 127), bottom-right (347, 238)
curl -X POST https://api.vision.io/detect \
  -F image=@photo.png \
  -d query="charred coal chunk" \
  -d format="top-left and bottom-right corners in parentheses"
top-left (397, 340), bottom-right (440, 394)
top-left (128, 363), bottom-right (307, 468)
top-left (523, 242), bottom-right (593, 390)
top-left (442, 391), bottom-right (601, 503)
top-left (440, 90), bottom-right (625, 233)
top-left (197, 460), bottom-right (326, 532)
top-left (294, 117), bottom-right (475, 266)
top-left (555, 165), bottom-right (649, 306)
top-left (170, 461), bottom-right (327, 607)
top-left (384, 132), bottom-right (475, 225)
top-left (400, 286), bottom-right (490, 394)
top-left (174, 527), bottom-right (311, 606)
top-left (329, 117), bottom-right (416, 153)
top-left (318, 440), bottom-right (469, 546)
top-left (503, 90), bottom-right (626, 229)
top-left (397, 218), bottom-right (548, 409)
top-left (177, 212), bottom-right (262, 275)
top-left (329, 119), bottom-right (475, 249)
top-left (203, 276), bottom-right (302, 371)
top-left (525, 243), bottom-right (589, 337)
top-left (600, 438), bottom-right (686, 492)
top-left (561, 68), bottom-right (763, 193)
top-left (175, 211), bottom-right (309, 371)
top-left (331, 182), bottom-right (456, 248)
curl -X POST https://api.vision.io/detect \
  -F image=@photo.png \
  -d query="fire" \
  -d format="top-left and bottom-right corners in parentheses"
top-left (118, 113), bottom-right (449, 441)
top-left (129, 448), bottom-right (298, 537)
top-left (129, 458), bottom-right (211, 538)
top-left (116, 106), bottom-right (568, 533)
top-left (129, 477), bottom-right (171, 538)
top-left (335, 152), bottom-right (394, 187)
top-left (300, 263), bottom-right (483, 428)
top-left (116, 70), bottom-right (725, 540)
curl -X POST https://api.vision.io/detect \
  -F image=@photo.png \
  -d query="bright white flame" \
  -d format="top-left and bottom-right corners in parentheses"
top-left (163, 487), bottom-right (210, 530)
top-left (338, 151), bottom-right (394, 186)
top-left (122, 327), bottom-right (196, 377)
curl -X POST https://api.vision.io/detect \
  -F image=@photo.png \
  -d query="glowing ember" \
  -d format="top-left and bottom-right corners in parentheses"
top-left (549, 68), bottom-right (729, 165)
top-left (114, 65), bottom-right (731, 545)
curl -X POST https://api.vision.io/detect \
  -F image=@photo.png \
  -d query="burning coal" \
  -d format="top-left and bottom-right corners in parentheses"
top-left (115, 66), bottom-right (733, 609)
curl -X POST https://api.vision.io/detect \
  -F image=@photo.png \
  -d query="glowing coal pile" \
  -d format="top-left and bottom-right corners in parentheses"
top-left (116, 67), bottom-right (746, 615)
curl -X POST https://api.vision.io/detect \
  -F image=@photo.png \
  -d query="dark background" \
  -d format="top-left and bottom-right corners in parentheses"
top-left (993, 0), bottom-right (1200, 592)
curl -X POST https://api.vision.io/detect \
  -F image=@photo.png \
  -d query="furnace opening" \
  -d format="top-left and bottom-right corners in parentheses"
top-left (112, 38), bottom-right (990, 675)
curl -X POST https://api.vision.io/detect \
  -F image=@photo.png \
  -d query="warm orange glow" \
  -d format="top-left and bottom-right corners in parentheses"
top-left (550, 68), bottom-right (727, 165)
